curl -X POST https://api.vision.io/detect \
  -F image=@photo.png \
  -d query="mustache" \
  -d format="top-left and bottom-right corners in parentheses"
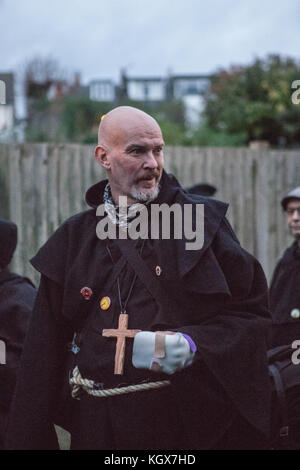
top-left (137, 170), bottom-right (161, 181)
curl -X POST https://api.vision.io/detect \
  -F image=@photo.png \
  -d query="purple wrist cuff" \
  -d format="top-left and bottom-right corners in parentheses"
top-left (181, 333), bottom-right (197, 353)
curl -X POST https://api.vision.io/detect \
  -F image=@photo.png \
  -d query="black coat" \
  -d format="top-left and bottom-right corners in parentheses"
top-left (269, 241), bottom-right (300, 348)
top-left (0, 268), bottom-right (36, 448)
top-left (5, 172), bottom-right (271, 450)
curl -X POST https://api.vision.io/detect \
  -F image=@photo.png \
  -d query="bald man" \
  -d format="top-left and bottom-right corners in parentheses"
top-left (95, 107), bottom-right (164, 204)
top-left (6, 107), bottom-right (271, 450)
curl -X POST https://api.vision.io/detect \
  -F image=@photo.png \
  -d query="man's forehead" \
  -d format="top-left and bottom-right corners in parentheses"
top-left (287, 199), bottom-right (300, 208)
top-left (124, 131), bottom-right (164, 145)
top-left (116, 123), bottom-right (164, 146)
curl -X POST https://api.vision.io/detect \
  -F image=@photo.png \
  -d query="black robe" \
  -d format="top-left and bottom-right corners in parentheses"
top-left (5, 172), bottom-right (271, 450)
top-left (0, 268), bottom-right (36, 448)
top-left (269, 241), bottom-right (300, 348)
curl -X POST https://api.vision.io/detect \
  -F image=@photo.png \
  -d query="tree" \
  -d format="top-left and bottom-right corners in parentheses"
top-left (203, 55), bottom-right (300, 146)
top-left (61, 96), bottom-right (111, 143)
top-left (23, 56), bottom-right (67, 94)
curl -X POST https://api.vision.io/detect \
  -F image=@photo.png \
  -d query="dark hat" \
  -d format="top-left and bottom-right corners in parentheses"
top-left (281, 187), bottom-right (300, 210)
top-left (185, 183), bottom-right (217, 197)
top-left (0, 218), bottom-right (18, 268)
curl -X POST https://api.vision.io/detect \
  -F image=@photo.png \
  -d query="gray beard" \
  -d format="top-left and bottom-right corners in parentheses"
top-left (130, 184), bottom-right (160, 203)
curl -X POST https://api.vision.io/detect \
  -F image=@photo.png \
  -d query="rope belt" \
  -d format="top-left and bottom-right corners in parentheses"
top-left (70, 366), bottom-right (171, 399)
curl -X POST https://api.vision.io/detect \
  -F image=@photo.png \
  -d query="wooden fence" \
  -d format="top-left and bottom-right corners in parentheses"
top-left (0, 143), bottom-right (299, 284)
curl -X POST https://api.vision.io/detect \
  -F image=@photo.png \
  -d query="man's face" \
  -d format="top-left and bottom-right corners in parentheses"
top-left (105, 122), bottom-right (164, 204)
top-left (286, 199), bottom-right (300, 239)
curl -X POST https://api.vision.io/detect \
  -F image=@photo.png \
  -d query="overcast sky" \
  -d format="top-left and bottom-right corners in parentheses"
top-left (1, 0), bottom-right (300, 109)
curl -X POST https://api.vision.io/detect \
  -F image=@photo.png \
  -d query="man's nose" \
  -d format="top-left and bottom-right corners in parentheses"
top-left (292, 210), bottom-right (300, 221)
top-left (143, 151), bottom-right (159, 169)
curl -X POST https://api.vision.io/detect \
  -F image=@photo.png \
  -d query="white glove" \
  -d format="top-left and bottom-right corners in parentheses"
top-left (132, 331), bottom-right (195, 375)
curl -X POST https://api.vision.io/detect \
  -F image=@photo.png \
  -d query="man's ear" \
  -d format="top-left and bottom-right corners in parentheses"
top-left (95, 145), bottom-right (111, 170)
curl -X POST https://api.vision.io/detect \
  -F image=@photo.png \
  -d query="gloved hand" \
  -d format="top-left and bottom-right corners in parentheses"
top-left (132, 331), bottom-right (195, 375)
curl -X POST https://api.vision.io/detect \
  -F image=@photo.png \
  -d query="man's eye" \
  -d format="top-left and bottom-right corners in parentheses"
top-left (129, 148), bottom-right (142, 155)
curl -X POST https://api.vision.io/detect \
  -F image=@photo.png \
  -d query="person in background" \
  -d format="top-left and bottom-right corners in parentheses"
top-left (269, 187), bottom-right (300, 348)
top-left (185, 183), bottom-right (217, 197)
top-left (0, 218), bottom-right (36, 448)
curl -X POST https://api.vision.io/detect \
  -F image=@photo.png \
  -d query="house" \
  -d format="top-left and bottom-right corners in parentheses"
top-left (25, 73), bottom-right (89, 141)
top-left (171, 74), bottom-right (210, 98)
top-left (0, 73), bottom-right (15, 134)
top-left (125, 76), bottom-right (166, 102)
top-left (171, 75), bottom-right (211, 127)
top-left (89, 79), bottom-right (115, 102)
top-left (27, 73), bottom-right (89, 117)
top-left (88, 71), bottom-right (210, 126)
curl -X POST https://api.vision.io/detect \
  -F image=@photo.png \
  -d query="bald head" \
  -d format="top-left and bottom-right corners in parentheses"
top-left (95, 106), bottom-right (164, 204)
top-left (98, 106), bottom-right (162, 147)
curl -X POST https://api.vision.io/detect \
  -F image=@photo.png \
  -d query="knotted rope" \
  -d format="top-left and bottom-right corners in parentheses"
top-left (69, 366), bottom-right (171, 399)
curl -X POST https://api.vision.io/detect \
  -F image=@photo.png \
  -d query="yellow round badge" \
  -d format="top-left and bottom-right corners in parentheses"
top-left (100, 296), bottom-right (111, 311)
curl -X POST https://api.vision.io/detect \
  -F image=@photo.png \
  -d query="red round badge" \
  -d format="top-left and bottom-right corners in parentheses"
top-left (80, 287), bottom-right (93, 300)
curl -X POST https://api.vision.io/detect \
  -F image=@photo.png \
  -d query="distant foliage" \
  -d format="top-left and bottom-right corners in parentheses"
top-left (61, 98), bottom-right (187, 145)
top-left (61, 97), bottom-right (111, 143)
top-left (203, 54), bottom-right (300, 146)
top-left (24, 54), bottom-right (300, 147)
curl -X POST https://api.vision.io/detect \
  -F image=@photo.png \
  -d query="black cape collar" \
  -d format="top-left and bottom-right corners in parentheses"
top-left (293, 241), bottom-right (300, 259)
top-left (85, 171), bottom-right (228, 280)
top-left (284, 240), bottom-right (300, 261)
top-left (86, 170), bottom-right (193, 208)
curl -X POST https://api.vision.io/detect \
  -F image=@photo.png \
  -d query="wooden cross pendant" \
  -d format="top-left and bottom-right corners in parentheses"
top-left (102, 313), bottom-right (141, 375)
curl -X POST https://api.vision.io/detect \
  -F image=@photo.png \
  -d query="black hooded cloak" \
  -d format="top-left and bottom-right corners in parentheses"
top-left (0, 219), bottom-right (17, 269)
top-left (0, 268), bottom-right (36, 448)
top-left (269, 241), bottom-right (300, 348)
top-left (5, 172), bottom-right (271, 450)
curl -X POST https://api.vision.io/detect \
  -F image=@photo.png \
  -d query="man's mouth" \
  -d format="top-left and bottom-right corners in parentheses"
top-left (143, 176), bottom-right (155, 181)
top-left (138, 173), bottom-right (159, 183)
